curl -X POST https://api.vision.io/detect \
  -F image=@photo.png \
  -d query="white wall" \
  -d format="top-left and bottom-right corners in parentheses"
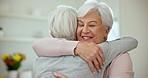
top-left (120, 0), bottom-right (148, 78)
top-left (0, 0), bottom-right (119, 18)
top-left (1, 0), bottom-right (147, 78)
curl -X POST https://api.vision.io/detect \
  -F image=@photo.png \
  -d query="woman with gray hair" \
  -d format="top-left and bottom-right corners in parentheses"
top-left (48, 5), bottom-right (77, 40)
top-left (33, 0), bottom-right (137, 78)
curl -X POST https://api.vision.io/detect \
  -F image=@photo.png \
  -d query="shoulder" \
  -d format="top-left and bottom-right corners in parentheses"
top-left (110, 53), bottom-right (133, 71)
top-left (105, 53), bottom-right (134, 78)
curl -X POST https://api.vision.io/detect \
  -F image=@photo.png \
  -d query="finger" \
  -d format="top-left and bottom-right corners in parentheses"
top-left (54, 72), bottom-right (67, 78)
top-left (98, 51), bottom-right (104, 65)
top-left (93, 59), bottom-right (101, 72)
top-left (96, 54), bottom-right (103, 69)
top-left (97, 46), bottom-right (104, 64)
top-left (97, 46), bottom-right (103, 59)
top-left (88, 62), bottom-right (95, 73)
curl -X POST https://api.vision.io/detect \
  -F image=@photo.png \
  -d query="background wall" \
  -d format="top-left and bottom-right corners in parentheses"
top-left (0, 0), bottom-right (119, 71)
top-left (0, 0), bottom-right (147, 78)
top-left (120, 0), bottom-right (148, 78)
top-left (0, 0), bottom-right (119, 18)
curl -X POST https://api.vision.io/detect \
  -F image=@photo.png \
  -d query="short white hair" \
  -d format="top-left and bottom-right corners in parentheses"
top-left (48, 5), bottom-right (77, 40)
top-left (78, 0), bottom-right (114, 30)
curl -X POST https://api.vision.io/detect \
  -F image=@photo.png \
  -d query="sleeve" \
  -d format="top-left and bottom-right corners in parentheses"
top-left (32, 38), bottom-right (79, 56)
top-left (107, 53), bottom-right (134, 78)
top-left (98, 36), bottom-right (138, 66)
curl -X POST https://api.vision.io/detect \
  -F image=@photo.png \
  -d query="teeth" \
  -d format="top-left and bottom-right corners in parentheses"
top-left (83, 37), bottom-right (91, 39)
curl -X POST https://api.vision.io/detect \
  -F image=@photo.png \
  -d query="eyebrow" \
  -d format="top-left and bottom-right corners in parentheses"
top-left (78, 20), bottom-right (83, 23)
top-left (88, 21), bottom-right (97, 24)
top-left (78, 20), bottom-right (97, 24)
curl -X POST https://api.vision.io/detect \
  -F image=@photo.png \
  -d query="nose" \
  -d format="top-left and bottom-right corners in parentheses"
top-left (82, 25), bottom-right (89, 33)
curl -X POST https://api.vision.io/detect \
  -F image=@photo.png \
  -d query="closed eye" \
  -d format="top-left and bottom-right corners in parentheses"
top-left (78, 24), bottom-right (84, 27)
top-left (78, 22), bottom-right (84, 27)
top-left (78, 20), bottom-right (84, 27)
top-left (89, 25), bottom-right (96, 27)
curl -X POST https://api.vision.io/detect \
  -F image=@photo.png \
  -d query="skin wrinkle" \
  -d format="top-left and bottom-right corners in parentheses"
top-left (77, 11), bottom-right (109, 44)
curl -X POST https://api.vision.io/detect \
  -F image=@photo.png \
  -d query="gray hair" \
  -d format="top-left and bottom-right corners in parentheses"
top-left (48, 5), bottom-right (77, 40)
top-left (78, 0), bottom-right (114, 30)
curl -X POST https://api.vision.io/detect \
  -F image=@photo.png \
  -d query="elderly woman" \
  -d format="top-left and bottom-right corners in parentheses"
top-left (32, 1), bottom-right (138, 78)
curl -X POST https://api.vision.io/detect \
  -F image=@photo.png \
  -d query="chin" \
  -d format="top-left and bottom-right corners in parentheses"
top-left (81, 40), bottom-right (94, 43)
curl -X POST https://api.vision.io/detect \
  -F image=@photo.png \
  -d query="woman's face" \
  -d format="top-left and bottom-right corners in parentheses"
top-left (77, 12), bottom-right (109, 44)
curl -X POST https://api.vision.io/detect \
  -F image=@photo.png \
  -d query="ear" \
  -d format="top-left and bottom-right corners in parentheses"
top-left (106, 27), bottom-right (110, 34)
top-left (105, 27), bottom-right (110, 34)
top-left (104, 27), bottom-right (110, 38)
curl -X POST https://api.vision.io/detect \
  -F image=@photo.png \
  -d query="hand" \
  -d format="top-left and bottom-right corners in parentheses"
top-left (54, 72), bottom-right (68, 78)
top-left (75, 42), bottom-right (104, 73)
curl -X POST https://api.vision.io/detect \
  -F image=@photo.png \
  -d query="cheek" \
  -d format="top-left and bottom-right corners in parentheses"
top-left (93, 28), bottom-right (105, 42)
top-left (95, 31), bottom-right (102, 39)
top-left (92, 28), bottom-right (102, 37)
top-left (76, 28), bottom-right (81, 37)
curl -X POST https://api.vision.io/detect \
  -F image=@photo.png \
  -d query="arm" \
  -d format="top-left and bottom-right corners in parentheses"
top-left (32, 36), bottom-right (137, 73)
top-left (74, 36), bottom-right (137, 73)
top-left (98, 36), bottom-right (138, 65)
top-left (32, 36), bottom-right (137, 57)
top-left (32, 38), bottom-right (103, 72)
top-left (32, 38), bottom-right (79, 56)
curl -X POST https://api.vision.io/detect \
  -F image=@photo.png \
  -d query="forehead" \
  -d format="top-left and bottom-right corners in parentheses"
top-left (78, 12), bottom-right (102, 24)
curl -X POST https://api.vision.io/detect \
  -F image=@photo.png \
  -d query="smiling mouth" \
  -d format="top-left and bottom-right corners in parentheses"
top-left (82, 36), bottom-right (93, 41)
